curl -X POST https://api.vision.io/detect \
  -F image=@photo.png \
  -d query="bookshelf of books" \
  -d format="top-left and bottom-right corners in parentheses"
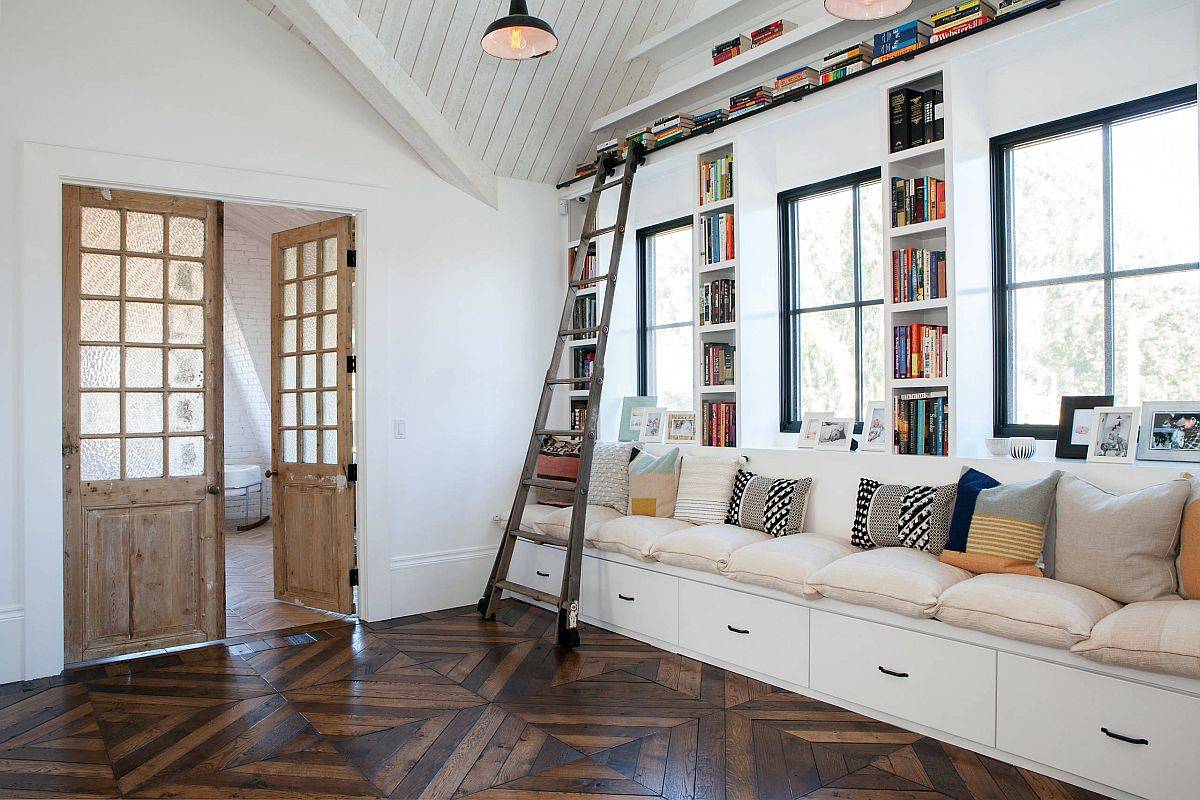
top-left (694, 141), bottom-right (739, 447)
top-left (566, 236), bottom-right (598, 431)
top-left (882, 68), bottom-right (955, 456)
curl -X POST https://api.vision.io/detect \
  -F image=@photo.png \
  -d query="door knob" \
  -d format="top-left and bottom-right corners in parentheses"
top-left (207, 484), bottom-right (220, 495)
top-left (264, 469), bottom-right (278, 478)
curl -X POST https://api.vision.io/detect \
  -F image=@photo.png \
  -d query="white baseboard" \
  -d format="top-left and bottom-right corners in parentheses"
top-left (389, 546), bottom-right (495, 618)
top-left (0, 606), bottom-right (24, 684)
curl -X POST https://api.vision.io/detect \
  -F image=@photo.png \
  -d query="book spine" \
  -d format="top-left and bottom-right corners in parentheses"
top-left (908, 90), bottom-right (925, 148)
top-left (889, 90), bottom-right (909, 153)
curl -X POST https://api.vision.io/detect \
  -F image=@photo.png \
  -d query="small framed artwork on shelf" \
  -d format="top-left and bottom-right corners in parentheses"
top-left (861, 402), bottom-right (889, 452)
top-left (665, 411), bottom-right (699, 444)
top-left (619, 395), bottom-right (658, 442)
top-left (639, 407), bottom-right (667, 443)
top-left (1136, 402), bottom-right (1200, 463)
top-left (797, 412), bottom-right (833, 448)
top-left (816, 418), bottom-right (855, 451)
top-left (1054, 395), bottom-right (1113, 460)
top-left (1086, 407), bottom-right (1139, 464)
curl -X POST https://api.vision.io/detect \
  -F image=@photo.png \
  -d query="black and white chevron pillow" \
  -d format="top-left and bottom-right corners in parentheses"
top-left (850, 477), bottom-right (957, 553)
top-left (725, 469), bottom-right (812, 537)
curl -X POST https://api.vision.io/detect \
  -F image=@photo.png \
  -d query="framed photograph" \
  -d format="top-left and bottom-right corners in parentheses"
top-left (1086, 406), bottom-right (1139, 464)
top-left (639, 407), bottom-right (667, 443)
top-left (619, 396), bottom-right (657, 441)
top-left (860, 402), bottom-right (888, 452)
top-left (1055, 395), bottom-right (1113, 459)
top-left (1136, 402), bottom-right (1200, 463)
top-left (664, 411), bottom-right (698, 444)
top-left (815, 417), bottom-right (854, 451)
top-left (797, 411), bottom-right (833, 449)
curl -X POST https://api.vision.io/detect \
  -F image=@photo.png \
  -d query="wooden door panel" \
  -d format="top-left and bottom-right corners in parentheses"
top-left (129, 504), bottom-right (199, 639)
top-left (85, 511), bottom-right (131, 644)
top-left (278, 484), bottom-right (340, 607)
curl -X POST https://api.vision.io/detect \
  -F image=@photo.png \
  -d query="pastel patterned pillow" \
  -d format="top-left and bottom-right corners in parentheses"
top-left (939, 469), bottom-right (1061, 575)
top-left (725, 469), bottom-right (812, 537)
top-left (627, 448), bottom-right (680, 517)
top-left (850, 478), bottom-right (957, 554)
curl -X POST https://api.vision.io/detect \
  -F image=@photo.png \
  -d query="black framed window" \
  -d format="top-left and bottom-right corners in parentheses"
top-left (993, 86), bottom-right (1200, 438)
top-left (637, 217), bottom-right (694, 410)
top-left (779, 169), bottom-right (885, 432)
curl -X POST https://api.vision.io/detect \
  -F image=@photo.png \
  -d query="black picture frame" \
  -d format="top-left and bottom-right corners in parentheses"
top-left (1056, 395), bottom-right (1115, 459)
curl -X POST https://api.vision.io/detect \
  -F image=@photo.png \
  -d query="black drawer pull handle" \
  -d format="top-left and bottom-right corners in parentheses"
top-left (1101, 728), bottom-right (1148, 746)
top-left (727, 625), bottom-right (750, 635)
top-left (536, 570), bottom-right (550, 577)
top-left (878, 666), bottom-right (909, 678)
top-left (617, 593), bottom-right (635, 601)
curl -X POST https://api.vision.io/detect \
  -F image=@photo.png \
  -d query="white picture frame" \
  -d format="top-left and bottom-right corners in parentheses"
top-left (1086, 406), bottom-right (1139, 464)
top-left (815, 417), bottom-right (854, 451)
top-left (1136, 401), bottom-right (1200, 463)
top-left (860, 402), bottom-right (888, 452)
top-left (797, 411), bottom-right (833, 449)
top-left (664, 411), bottom-right (698, 444)
top-left (639, 407), bottom-right (667, 443)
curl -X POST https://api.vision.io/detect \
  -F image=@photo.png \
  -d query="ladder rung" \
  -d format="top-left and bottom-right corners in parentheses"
top-left (562, 326), bottom-right (602, 337)
top-left (534, 429), bottom-right (585, 437)
top-left (599, 178), bottom-right (624, 191)
top-left (523, 477), bottom-right (578, 491)
top-left (583, 224), bottom-right (618, 239)
top-left (497, 580), bottom-right (561, 606)
top-left (511, 530), bottom-right (567, 547)
top-left (546, 377), bottom-right (592, 385)
top-left (571, 274), bottom-right (610, 288)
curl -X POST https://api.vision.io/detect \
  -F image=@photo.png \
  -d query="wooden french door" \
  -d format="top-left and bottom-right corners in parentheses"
top-left (269, 218), bottom-right (356, 614)
top-left (62, 186), bottom-right (224, 663)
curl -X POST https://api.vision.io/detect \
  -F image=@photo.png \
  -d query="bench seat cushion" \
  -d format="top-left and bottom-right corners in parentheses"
top-left (590, 515), bottom-right (695, 560)
top-left (806, 547), bottom-right (972, 618)
top-left (530, 504), bottom-right (624, 543)
top-left (499, 504), bottom-right (564, 535)
top-left (1072, 600), bottom-right (1200, 679)
top-left (935, 574), bottom-right (1122, 649)
top-left (650, 524), bottom-right (769, 574)
top-left (722, 534), bottom-right (859, 596)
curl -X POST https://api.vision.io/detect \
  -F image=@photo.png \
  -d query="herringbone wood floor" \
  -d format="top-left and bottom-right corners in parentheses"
top-left (0, 600), bottom-right (1108, 799)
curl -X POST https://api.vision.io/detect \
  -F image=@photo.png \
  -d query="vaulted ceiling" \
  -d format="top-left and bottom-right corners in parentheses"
top-left (248, 0), bottom-right (695, 188)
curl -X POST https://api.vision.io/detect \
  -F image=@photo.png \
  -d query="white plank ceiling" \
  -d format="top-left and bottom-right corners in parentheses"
top-left (248, 0), bottom-right (696, 185)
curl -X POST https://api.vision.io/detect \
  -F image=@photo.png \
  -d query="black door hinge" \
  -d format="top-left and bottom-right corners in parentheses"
top-left (346, 355), bottom-right (357, 373)
top-left (347, 463), bottom-right (358, 482)
top-left (349, 567), bottom-right (359, 587)
top-left (347, 249), bottom-right (357, 268)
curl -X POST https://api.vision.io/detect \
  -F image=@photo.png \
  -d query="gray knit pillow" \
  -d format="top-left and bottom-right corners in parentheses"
top-left (588, 442), bottom-right (636, 511)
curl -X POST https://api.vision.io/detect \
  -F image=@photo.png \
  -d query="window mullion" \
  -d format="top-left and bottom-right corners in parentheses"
top-left (851, 182), bottom-right (864, 421)
top-left (1102, 122), bottom-right (1116, 395)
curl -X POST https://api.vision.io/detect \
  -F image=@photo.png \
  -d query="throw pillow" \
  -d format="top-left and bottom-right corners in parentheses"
top-left (1054, 474), bottom-right (1191, 604)
top-left (587, 442), bottom-right (637, 512)
top-left (939, 469), bottom-right (1061, 575)
top-left (725, 469), bottom-right (812, 537)
top-left (534, 436), bottom-right (580, 507)
top-left (627, 447), bottom-right (680, 517)
top-left (849, 478), bottom-right (957, 554)
top-left (673, 453), bottom-right (745, 525)
top-left (1179, 474), bottom-right (1200, 599)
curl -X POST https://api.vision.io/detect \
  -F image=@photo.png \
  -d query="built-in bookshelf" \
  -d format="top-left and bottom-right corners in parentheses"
top-left (882, 68), bottom-right (955, 456)
top-left (565, 237), bottom-right (598, 422)
top-left (695, 142), bottom-right (739, 447)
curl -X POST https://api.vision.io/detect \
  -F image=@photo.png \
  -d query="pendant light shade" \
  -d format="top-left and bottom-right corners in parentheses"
top-left (482, 0), bottom-right (558, 60)
top-left (824, 0), bottom-right (912, 20)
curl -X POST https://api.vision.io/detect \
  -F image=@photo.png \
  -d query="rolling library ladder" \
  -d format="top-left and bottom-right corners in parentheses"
top-left (478, 142), bottom-right (645, 647)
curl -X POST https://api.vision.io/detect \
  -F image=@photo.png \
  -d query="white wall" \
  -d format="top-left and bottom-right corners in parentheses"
top-left (0, 0), bottom-right (560, 681)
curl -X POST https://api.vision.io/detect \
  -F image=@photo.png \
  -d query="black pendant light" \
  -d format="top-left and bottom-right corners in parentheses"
top-left (481, 0), bottom-right (559, 60)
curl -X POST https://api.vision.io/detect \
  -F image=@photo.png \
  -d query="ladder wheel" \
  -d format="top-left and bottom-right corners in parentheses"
top-left (477, 596), bottom-right (495, 620)
top-left (556, 618), bottom-right (580, 649)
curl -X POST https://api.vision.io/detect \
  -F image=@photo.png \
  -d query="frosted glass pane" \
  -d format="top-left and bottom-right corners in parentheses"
top-left (322, 237), bottom-right (338, 273)
top-left (125, 302), bottom-right (163, 343)
top-left (126, 392), bottom-right (164, 433)
top-left (80, 393), bottom-right (120, 435)
top-left (169, 436), bottom-right (204, 477)
top-left (321, 313), bottom-right (336, 349)
top-left (280, 392), bottom-right (297, 426)
top-left (80, 438), bottom-right (120, 481)
top-left (126, 437), bottom-right (164, 479)
top-left (126, 212), bottom-right (164, 254)
top-left (322, 430), bottom-right (338, 464)
top-left (322, 276), bottom-right (337, 311)
top-left (301, 430), bottom-right (317, 463)
top-left (301, 279), bottom-right (317, 314)
top-left (302, 240), bottom-right (317, 276)
top-left (81, 253), bottom-right (120, 296)
top-left (169, 216), bottom-right (204, 257)
top-left (169, 392), bottom-right (204, 432)
top-left (81, 207), bottom-right (119, 250)
top-left (283, 247), bottom-right (297, 280)
top-left (280, 356), bottom-right (296, 390)
top-left (169, 260), bottom-right (203, 300)
top-left (125, 257), bottom-right (164, 298)
top-left (125, 347), bottom-right (163, 387)
top-left (321, 352), bottom-right (337, 388)
top-left (301, 392), bottom-right (317, 425)
top-left (80, 346), bottom-right (120, 388)
top-left (282, 319), bottom-right (297, 353)
top-left (322, 391), bottom-right (337, 426)
top-left (168, 304), bottom-right (203, 344)
top-left (283, 283), bottom-right (297, 316)
top-left (282, 430), bottom-right (297, 462)
top-left (81, 299), bottom-right (119, 341)
top-left (168, 349), bottom-right (203, 388)
top-left (302, 316), bottom-right (317, 351)
top-left (301, 354), bottom-right (316, 388)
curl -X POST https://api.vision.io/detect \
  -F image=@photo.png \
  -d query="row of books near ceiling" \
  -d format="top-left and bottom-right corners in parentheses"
top-left (573, 0), bottom-right (1046, 180)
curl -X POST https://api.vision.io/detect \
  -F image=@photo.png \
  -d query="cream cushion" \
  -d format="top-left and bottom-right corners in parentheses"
top-left (590, 515), bottom-right (695, 560)
top-left (503, 503), bottom-right (562, 535)
top-left (805, 547), bottom-right (971, 618)
top-left (722, 534), bottom-right (860, 596)
top-left (935, 574), bottom-right (1122, 649)
top-left (531, 504), bottom-right (624, 543)
top-left (649, 524), bottom-right (769, 574)
top-left (1072, 600), bottom-right (1200, 679)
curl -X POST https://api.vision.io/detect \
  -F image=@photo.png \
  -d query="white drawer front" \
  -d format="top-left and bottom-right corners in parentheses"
top-left (531, 543), bottom-right (565, 595)
top-left (679, 580), bottom-right (809, 687)
top-left (506, 538), bottom-right (540, 591)
top-left (581, 556), bottom-right (678, 644)
top-left (997, 653), bottom-right (1200, 800)
top-left (810, 610), bottom-right (995, 745)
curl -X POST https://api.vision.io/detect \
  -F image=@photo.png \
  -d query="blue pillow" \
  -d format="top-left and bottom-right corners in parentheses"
top-left (944, 468), bottom-right (1001, 552)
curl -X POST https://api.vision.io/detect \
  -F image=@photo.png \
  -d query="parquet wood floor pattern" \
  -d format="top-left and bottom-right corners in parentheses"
top-left (0, 600), bottom-right (1110, 799)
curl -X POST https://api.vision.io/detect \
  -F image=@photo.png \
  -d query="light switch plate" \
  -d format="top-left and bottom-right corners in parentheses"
top-left (393, 419), bottom-right (406, 439)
